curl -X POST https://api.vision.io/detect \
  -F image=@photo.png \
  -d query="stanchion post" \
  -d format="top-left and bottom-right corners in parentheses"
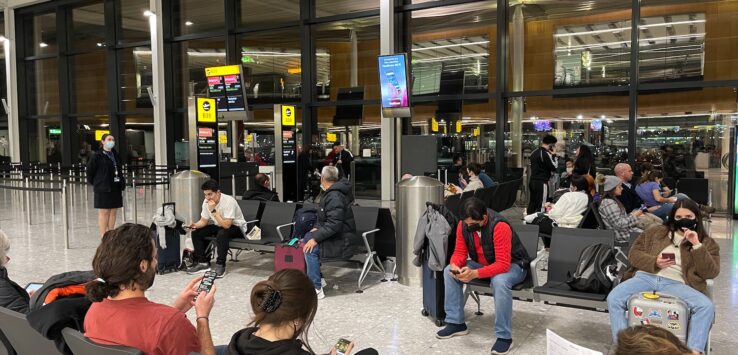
top-left (83, 170), bottom-right (88, 201)
top-left (232, 174), bottom-right (236, 197)
top-left (62, 180), bottom-right (70, 249)
top-left (133, 178), bottom-right (138, 224)
top-left (25, 177), bottom-right (31, 225)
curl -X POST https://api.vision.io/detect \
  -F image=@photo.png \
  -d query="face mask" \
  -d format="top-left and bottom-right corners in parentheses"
top-left (466, 223), bottom-right (483, 234)
top-left (105, 141), bottom-right (115, 150)
top-left (566, 167), bottom-right (574, 174)
top-left (673, 218), bottom-right (698, 231)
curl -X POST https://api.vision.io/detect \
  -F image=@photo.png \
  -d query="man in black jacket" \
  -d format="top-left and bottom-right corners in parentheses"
top-left (0, 230), bottom-right (29, 314)
top-left (614, 163), bottom-right (643, 213)
top-left (527, 135), bottom-right (558, 214)
top-left (302, 166), bottom-right (356, 300)
top-left (330, 142), bottom-right (354, 179)
top-left (242, 173), bottom-right (280, 202)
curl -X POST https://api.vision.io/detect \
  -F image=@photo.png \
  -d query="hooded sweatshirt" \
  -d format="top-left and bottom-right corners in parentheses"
top-left (227, 327), bottom-right (310, 355)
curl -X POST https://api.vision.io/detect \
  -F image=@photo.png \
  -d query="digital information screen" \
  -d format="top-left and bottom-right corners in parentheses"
top-left (205, 66), bottom-right (247, 112)
top-left (378, 54), bottom-right (409, 109)
top-left (197, 127), bottom-right (218, 168)
top-left (734, 127), bottom-right (738, 217)
top-left (282, 130), bottom-right (296, 164)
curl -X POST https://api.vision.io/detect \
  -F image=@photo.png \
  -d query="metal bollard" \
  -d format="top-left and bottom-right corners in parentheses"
top-left (62, 181), bottom-right (70, 249)
top-left (83, 170), bottom-right (88, 202)
top-left (232, 174), bottom-right (236, 197)
top-left (25, 177), bottom-right (31, 225)
top-left (133, 179), bottom-right (138, 224)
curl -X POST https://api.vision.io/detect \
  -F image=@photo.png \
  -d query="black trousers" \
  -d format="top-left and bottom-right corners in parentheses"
top-left (191, 225), bottom-right (242, 266)
top-left (527, 179), bottom-right (548, 215)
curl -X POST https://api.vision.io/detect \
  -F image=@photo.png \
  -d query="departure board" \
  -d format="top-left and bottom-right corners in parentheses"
top-left (205, 65), bottom-right (247, 112)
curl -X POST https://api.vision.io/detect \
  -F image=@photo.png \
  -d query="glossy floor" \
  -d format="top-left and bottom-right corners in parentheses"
top-left (0, 187), bottom-right (736, 355)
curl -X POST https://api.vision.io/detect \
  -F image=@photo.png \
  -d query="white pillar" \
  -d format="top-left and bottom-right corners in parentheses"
top-left (510, 5), bottom-right (524, 168)
top-left (380, 0), bottom-right (396, 200)
top-left (150, 0), bottom-right (168, 166)
top-left (4, 9), bottom-right (20, 162)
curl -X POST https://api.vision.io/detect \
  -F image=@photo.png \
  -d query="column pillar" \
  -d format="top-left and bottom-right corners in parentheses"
top-left (150, 0), bottom-right (168, 166)
top-left (510, 5), bottom-right (524, 168)
top-left (380, 0), bottom-right (396, 200)
top-left (4, 10), bottom-right (20, 162)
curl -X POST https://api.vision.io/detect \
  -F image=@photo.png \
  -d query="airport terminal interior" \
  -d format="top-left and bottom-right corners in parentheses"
top-left (1, 0), bottom-right (738, 354)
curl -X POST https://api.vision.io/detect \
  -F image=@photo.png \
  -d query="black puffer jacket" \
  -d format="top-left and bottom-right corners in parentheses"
top-left (242, 184), bottom-right (280, 202)
top-left (312, 178), bottom-right (357, 260)
top-left (86, 149), bottom-right (126, 193)
top-left (0, 266), bottom-right (29, 314)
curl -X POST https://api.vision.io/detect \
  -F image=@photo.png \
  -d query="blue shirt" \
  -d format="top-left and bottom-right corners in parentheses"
top-left (478, 173), bottom-right (495, 188)
top-left (635, 181), bottom-right (661, 207)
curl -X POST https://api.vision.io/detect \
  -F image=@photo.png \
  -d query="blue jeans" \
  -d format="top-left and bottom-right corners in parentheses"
top-left (303, 232), bottom-right (322, 289)
top-left (215, 345), bottom-right (228, 355)
top-left (443, 261), bottom-right (527, 339)
top-left (651, 193), bottom-right (689, 221)
top-left (607, 271), bottom-right (714, 353)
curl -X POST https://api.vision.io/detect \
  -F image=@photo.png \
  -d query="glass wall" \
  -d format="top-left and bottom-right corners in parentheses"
top-left (0, 13), bottom-right (6, 159)
top-left (240, 28), bottom-right (301, 105)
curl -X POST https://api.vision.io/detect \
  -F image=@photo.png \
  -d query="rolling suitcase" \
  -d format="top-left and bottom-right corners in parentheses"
top-left (627, 291), bottom-right (689, 342)
top-left (274, 238), bottom-right (307, 273)
top-left (151, 202), bottom-right (186, 274)
top-left (421, 250), bottom-right (446, 327)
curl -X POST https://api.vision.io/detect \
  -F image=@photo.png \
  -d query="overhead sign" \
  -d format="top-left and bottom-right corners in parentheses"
top-left (456, 121), bottom-right (462, 133)
top-left (48, 128), bottom-right (61, 135)
top-left (431, 118), bottom-right (439, 132)
top-left (473, 127), bottom-right (480, 137)
top-left (246, 134), bottom-right (253, 143)
top-left (204, 65), bottom-right (240, 77)
top-left (95, 130), bottom-right (110, 141)
top-left (197, 98), bottom-right (217, 123)
top-left (326, 132), bottom-right (337, 142)
top-left (205, 65), bottom-right (246, 113)
top-left (218, 133), bottom-right (228, 144)
top-left (281, 105), bottom-right (296, 126)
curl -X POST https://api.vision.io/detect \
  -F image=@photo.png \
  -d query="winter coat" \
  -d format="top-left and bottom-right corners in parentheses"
top-left (312, 179), bottom-right (357, 260)
top-left (0, 266), bottom-right (29, 314)
top-left (412, 205), bottom-right (452, 271)
top-left (242, 184), bottom-right (280, 202)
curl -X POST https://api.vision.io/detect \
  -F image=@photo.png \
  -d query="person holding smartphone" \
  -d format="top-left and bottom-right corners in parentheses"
top-left (598, 176), bottom-right (645, 243)
top-left (220, 269), bottom-right (377, 355)
top-left (436, 198), bottom-right (530, 355)
top-left (607, 199), bottom-right (720, 354)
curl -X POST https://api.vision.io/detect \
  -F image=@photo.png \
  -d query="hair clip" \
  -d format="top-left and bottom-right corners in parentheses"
top-left (258, 286), bottom-right (283, 313)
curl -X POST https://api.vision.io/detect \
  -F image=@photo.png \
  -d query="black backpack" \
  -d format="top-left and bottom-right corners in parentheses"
top-left (293, 207), bottom-right (318, 240)
top-left (28, 270), bottom-right (95, 311)
top-left (566, 244), bottom-right (617, 294)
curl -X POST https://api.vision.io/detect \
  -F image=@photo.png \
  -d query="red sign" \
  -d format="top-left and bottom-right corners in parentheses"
top-left (198, 128), bottom-right (213, 138)
top-left (223, 75), bottom-right (239, 84)
top-left (207, 76), bottom-right (222, 85)
top-left (282, 131), bottom-right (293, 139)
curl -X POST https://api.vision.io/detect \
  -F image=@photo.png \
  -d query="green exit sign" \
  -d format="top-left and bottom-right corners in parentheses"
top-left (241, 55), bottom-right (255, 64)
top-left (49, 128), bottom-right (61, 134)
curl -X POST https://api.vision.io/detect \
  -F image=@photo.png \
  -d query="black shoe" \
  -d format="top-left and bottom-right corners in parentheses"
top-left (435, 323), bottom-right (469, 339)
top-left (186, 263), bottom-right (210, 274)
top-left (491, 338), bottom-right (513, 354)
top-left (214, 264), bottom-right (226, 278)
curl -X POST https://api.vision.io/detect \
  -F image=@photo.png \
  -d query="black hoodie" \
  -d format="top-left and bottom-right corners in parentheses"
top-left (227, 327), bottom-right (310, 355)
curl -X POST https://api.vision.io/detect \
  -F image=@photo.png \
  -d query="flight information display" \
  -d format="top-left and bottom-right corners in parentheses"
top-left (205, 65), bottom-right (247, 112)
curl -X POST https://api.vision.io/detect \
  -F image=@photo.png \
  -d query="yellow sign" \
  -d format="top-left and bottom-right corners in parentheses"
top-left (95, 130), bottom-right (110, 141)
top-left (431, 118), bottom-right (439, 132)
top-left (456, 121), bottom-right (462, 133)
top-left (473, 127), bottom-right (480, 137)
top-left (246, 134), bottom-right (253, 143)
top-left (218, 133), bottom-right (228, 144)
top-left (326, 132), bottom-right (337, 142)
top-left (204, 65), bottom-right (240, 77)
top-left (197, 98), bottom-right (217, 123)
top-left (281, 105), bottom-right (296, 126)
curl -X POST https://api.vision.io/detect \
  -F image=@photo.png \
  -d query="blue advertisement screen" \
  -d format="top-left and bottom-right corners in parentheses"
top-left (378, 54), bottom-right (409, 109)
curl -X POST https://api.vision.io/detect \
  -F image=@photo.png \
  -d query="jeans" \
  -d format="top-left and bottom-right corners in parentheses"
top-left (443, 261), bottom-right (527, 339)
top-left (303, 232), bottom-right (322, 289)
top-left (607, 271), bottom-right (714, 353)
top-left (192, 224), bottom-right (242, 266)
top-left (215, 345), bottom-right (228, 355)
top-left (651, 193), bottom-right (689, 221)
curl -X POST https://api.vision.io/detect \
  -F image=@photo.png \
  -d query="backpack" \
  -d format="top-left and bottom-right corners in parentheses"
top-left (28, 270), bottom-right (95, 311)
top-left (293, 207), bottom-right (318, 240)
top-left (566, 244), bottom-right (618, 294)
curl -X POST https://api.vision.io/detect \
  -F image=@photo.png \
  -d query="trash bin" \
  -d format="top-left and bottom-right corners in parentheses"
top-left (170, 170), bottom-right (210, 224)
top-left (396, 176), bottom-right (444, 287)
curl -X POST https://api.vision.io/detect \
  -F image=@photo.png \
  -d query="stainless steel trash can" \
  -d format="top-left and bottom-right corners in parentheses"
top-left (396, 176), bottom-right (444, 287)
top-left (170, 170), bottom-right (210, 224)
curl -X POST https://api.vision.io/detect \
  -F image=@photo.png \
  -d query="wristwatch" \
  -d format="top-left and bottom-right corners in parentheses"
top-left (211, 209), bottom-right (217, 214)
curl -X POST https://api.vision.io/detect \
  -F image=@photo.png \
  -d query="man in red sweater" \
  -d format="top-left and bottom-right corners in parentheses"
top-left (436, 198), bottom-right (530, 355)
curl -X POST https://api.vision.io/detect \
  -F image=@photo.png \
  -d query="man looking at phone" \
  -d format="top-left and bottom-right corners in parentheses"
top-left (436, 198), bottom-right (530, 354)
top-left (187, 179), bottom-right (246, 278)
top-left (527, 135), bottom-right (558, 214)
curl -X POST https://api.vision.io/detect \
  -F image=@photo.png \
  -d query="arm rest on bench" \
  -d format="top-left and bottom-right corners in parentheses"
top-left (706, 279), bottom-right (714, 300)
top-left (245, 219), bottom-right (259, 225)
top-left (276, 222), bottom-right (296, 242)
top-left (530, 249), bottom-right (547, 288)
top-left (361, 229), bottom-right (380, 254)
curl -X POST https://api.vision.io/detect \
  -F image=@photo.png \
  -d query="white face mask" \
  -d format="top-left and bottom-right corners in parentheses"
top-left (566, 167), bottom-right (574, 174)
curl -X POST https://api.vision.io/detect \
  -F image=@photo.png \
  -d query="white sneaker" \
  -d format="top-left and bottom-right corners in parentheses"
top-left (315, 288), bottom-right (325, 300)
top-left (321, 278), bottom-right (328, 288)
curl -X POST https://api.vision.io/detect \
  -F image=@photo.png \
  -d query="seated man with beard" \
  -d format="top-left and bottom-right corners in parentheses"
top-left (84, 224), bottom-right (218, 355)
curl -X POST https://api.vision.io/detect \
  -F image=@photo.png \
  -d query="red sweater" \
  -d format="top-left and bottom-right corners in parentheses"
top-left (450, 221), bottom-right (512, 279)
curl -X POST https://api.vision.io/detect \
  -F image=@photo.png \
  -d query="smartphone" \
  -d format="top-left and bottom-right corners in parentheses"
top-left (450, 269), bottom-right (461, 275)
top-left (640, 205), bottom-right (649, 212)
top-left (335, 338), bottom-right (351, 355)
top-left (195, 271), bottom-right (217, 300)
top-left (25, 282), bottom-right (44, 294)
top-left (662, 253), bottom-right (676, 261)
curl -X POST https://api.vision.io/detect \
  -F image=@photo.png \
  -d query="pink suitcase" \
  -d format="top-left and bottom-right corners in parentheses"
top-left (274, 241), bottom-right (306, 273)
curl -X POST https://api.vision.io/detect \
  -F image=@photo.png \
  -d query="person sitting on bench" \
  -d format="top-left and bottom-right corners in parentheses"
top-left (607, 199), bottom-right (719, 354)
top-left (187, 179), bottom-right (246, 278)
top-left (524, 174), bottom-right (590, 248)
top-left (0, 230), bottom-right (29, 313)
top-left (242, 173), bottom-right (280, 202)
top-left (436, 198), bottom-right (530, 355)
top-left (302, 166), bottom-right (356, 300)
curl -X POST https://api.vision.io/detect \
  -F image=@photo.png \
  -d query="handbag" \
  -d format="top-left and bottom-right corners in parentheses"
top-left (245, 226), bottom-right (262, 240)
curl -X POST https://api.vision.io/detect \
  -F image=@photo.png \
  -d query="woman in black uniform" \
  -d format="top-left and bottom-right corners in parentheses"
top-left (86, 134), bottom-right (125, 236)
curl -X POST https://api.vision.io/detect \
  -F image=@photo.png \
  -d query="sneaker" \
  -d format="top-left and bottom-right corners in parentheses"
top-left (214, 264), bottom-right (226, 278)
top-left (321, 278), bottom-right (328, 288)
top-left (435, 323), bottom-right (469, 339)
top-left (491, 338), bottom-right (513, 354)
top-left (315, 288), bottom-right (325, 300)
top-left (186, 263), bottom-right (210, 274)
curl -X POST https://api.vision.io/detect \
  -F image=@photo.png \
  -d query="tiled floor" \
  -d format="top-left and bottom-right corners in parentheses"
top-left (0, 186), bottom-right (736, 354)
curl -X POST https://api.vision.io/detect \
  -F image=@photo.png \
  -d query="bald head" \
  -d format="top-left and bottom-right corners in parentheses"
top-left (614, 163), bottom-right (633, 183)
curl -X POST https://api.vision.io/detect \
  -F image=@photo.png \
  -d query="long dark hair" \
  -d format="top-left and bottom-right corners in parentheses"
top-left (664, 199), bottom-right (708, 245)
top-left (86, 224), bottom-right (156, 302)
top-left (249, 269), bottom-right (318, 354)
top-left (602, 187), bottom-right (625, 211)
top-left (643, 170), bottom-right (663, 183)
top-left (615, 325), bottom-right (692, 355)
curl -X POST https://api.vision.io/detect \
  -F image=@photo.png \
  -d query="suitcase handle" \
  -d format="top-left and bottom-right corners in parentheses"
top-left (162, 202), bottom-right (175, 216)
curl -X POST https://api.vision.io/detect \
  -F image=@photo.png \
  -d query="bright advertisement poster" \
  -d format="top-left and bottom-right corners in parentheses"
top-left (378, 54), bottom-right (409, 109)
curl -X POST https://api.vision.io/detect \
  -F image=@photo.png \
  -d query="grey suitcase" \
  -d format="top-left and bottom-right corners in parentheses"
top-left (627, 292), bottom-right (689, 342)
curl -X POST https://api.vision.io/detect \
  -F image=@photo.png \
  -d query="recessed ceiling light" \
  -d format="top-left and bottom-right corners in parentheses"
top-left (39, 42), bottom-right (48, 48)
top-left (576, 114), bottom-right (583, 120)
top-left (143, 10), bottom-right (154, 17)
top-left (185, 21), bottom-right (194, 26)
top-left (601, 115), bottom-right (606, 119)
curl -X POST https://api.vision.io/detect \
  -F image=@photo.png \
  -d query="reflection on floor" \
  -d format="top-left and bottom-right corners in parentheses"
top-left (0, 187), bottom-right (736, 354)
